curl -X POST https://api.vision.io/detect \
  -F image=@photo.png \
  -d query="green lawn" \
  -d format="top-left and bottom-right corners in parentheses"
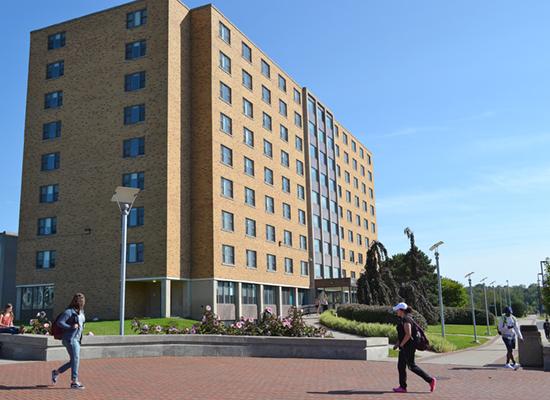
top-left (83, 317), bottom-right (197, 336)
top-left (427, 324), bottom-right (498, 337)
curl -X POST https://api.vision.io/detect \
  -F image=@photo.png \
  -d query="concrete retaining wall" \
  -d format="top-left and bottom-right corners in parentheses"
top-left (0, 334), bottom-right (388, 362)
top-left (544, 344), bottom-right (550, 372)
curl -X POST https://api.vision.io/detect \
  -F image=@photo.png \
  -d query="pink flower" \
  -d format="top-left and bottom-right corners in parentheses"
top-left (29, 319), bottom-right (36, 325)
top-left (88, 332), bottom-right (95, 336)
top-left (235, 321), bottom-right (243, 329)
top-left (155, 325), bottom-right (162, 333)
top-left (205, 305), bottom-right (212, 312)
top-left (265, 307), bottom-right (273, 314)
top-left (43, 323), bottom-right (50, 329)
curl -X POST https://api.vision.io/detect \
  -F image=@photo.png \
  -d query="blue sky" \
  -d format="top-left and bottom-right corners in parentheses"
top-left (1, 1), bottom-right (549, 285)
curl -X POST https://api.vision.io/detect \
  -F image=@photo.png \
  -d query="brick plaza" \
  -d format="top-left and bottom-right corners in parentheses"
top-left (0, 357), bottom-right (548, 400)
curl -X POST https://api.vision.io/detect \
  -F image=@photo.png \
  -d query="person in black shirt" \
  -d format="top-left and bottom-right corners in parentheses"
top-left (392, 302), bottom-right (436, 394)
top-left (544, 318), bottom-right (550, 341)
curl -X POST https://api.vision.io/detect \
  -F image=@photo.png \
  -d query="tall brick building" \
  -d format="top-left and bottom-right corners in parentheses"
top-left (16, 0), bottom-right (377, 321)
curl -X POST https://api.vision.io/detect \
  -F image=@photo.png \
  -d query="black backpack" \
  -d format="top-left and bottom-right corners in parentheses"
top-left (411, 319), bottom-right (430, 351)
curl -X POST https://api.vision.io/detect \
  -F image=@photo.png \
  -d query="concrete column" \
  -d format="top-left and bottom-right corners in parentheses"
top-left (183, 280), bottom-right (191, 318)
top-left (161, 279), bottom-right (171, 318)
top-left (236, 282), bottom-right (242, 319)
top-left (258, 284), bottom-right (264, 316)
top-left (212, 280), bottom-right (218, 315)
top-left (294, 287), bottom-right (299, 306)
top-left (277, 286), bottom-right (283, 317)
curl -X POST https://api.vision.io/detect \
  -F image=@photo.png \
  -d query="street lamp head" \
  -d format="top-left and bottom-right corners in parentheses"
top-left (429, 241), bottom-right (444, 252)
top-left (465, 272), bottom-right (474, 279)
top-left (480, 277), bottom-right (488, 283)
top-left (489, 281), bottom-right (496, 286)
top-left (111, 186), bottom-right (140, 205)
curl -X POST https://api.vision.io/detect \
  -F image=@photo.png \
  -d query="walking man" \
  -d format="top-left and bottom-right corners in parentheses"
top-left (543, 318), bottom-right (550, 342)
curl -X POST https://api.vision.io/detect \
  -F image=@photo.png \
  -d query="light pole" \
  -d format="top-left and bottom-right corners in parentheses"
top-left (429, 241), bottom-right (445, 338)
top-left (540, 258), bottom-right (549, 315)
top-left (480, 277), bottom-right (490, 335)
top-left (506, 280), bottom-right (511, 307)
top-left (489, 281), bottom-right (498, 319)
top-left (537, 274), bottom-right (543, 316)
top-left (465, 272), bottom-right (478, 343)
top-left (111, 186), bottom-right (140, 336)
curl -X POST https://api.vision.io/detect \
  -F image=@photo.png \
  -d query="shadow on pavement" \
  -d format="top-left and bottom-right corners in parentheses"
top-left (0, 385), bottom-right (64, 391)
top-left (449, 366), bottom-right (499, 371)
top-left (308, 389), bottom-right (424, 395)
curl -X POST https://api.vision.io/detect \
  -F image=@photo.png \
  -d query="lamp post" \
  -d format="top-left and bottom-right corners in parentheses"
top-left (506, 280), bottom-right (511, 307)
top-left (540, 258), bottom-right (549, 315)
top-left (489, 281), bottom-right (498, 319)
top-left (537, 274), bottom-right (543, 316)
top-left (111, 186), bottom-right (140, 336)
top-left (480, 277), bottom-right (490, 335)
top-left (465, 272), bottom-right (478, 343)
top-left (429, 241), bottom-right (445, 338)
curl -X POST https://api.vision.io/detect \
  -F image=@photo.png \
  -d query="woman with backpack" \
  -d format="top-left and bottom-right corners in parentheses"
top-left (392, 302), bottom-right (436, 394)
top-left (498, 306), bottom-right (523, 370)
top-left (51, 293), bottom-right (86, 390)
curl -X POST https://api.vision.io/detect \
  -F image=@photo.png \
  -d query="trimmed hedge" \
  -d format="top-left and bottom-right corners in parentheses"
top-left (444, 307), bottom-right (495, 325)
top-left (336, 304), bottom-right (428, 330)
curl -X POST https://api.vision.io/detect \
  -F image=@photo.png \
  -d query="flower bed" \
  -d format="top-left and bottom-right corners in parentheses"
top-left (131, 306), bottom-right (328, 338)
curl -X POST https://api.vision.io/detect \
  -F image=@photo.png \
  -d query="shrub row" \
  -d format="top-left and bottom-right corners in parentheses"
top-left (444, 307), bottom-right (495, 325)
top-left (320, 311), bottom-right (456, 353)
top-left (336, 304), bottom-right (428, 330)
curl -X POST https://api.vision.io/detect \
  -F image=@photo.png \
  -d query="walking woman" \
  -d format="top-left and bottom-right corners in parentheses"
top-left (51, 293), bottom-right (86, 390)
top-left (498, 306), bottom-right (523, 369)
top-left (392, 302), bottom-right (436, 394)
top-left (0, 304), bottom-right (23, 334)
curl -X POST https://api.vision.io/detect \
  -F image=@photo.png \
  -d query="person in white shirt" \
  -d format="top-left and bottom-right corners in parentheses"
top-left (498, 306), bottom-right (523, 370)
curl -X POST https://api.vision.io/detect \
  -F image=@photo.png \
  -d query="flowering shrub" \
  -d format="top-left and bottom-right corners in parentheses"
top-left (28, 311), bottom-right (51, 335)
top-left (131, 306), bottom-right (328, 338)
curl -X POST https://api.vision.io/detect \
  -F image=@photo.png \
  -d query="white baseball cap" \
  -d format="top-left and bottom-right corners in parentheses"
top-left (393, 302), bottom-right (408, 312)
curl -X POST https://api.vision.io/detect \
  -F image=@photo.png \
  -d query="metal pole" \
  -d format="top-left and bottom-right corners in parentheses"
top-left (468, 276), bottom-right (478, 343)
top-left (498, 287), bottom-right (503, 315)
top-left (492, 285), bottom-right (498, 319)
top-left (483, 283), bottom-right (490, 335)
top-left (435, 250), bottom-right (445, 338)
top-left (119, 204), bottom-right (130, 336)
top-left (537, 275), bottom-right (543, 316)
top-left (506, 280), bottom-right (511, 306)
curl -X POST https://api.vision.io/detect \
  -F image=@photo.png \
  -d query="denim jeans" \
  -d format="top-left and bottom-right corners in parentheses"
top-left (58, 339), bottom-right (80, 381)
top-left (0, 327), bottom-right (20, 334)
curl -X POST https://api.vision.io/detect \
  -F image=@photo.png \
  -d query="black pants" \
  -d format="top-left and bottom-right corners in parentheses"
top-left (398, 344), bottom-right (432, 389)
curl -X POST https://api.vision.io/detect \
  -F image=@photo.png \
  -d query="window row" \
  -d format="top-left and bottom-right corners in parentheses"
top-left (217, 282), bottom-right (308, 306)
top-left (221, 245), bottom-right (307, 275)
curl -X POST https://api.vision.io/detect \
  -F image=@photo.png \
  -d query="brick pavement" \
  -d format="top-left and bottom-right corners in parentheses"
top-left (0, 356), bottom-right (548, 400)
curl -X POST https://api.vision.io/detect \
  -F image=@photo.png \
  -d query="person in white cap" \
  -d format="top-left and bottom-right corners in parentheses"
top-left (392, 302), bottom-right (436, 394)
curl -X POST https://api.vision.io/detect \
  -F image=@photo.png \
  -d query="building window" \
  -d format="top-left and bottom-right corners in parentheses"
top-left (266, 225), bottom-right (276, 242)
top-left (300, 261), bottom-right (308, 276)
top-left (127, 243), bottom-right (144, 263)
top-left (370, 205), bottom-right (375, 216)
top-left (297, 184), bottom-right (305, 200)
top-left (242, 42), bottom-right (252, 61)
top-left (242, 283), bottom-right (257, 305)
top-left (244, 187), bottom-right (255, 206)
top-left (282, 287), bottom-right (294, 305)
top-left (368, 171), bottom-right (373, 182)
top-left (220, 113), bottom-right (232, 135)
top-left (221, 177), bottom-right (233, 198)
top-left (261, 85), bottom-right (271, 104)
top-left (243, 98), bottom-right (253, 118)
top-left (280, 125), bottom-right (288, 142)
top-left (124, 104), bottom-right (145, 125)
top-left (122, 172), bottom-right (145, 189)
top-left (220, 144), bottom-right (233, 166)
top-left (36, 250), bottom-right (56, 269)
top-left (38, 217), bottom-right (57, 236)
top-left (44, 91), bottom-right (63, 109)
top-left (242, 69), bottom-right (252, 90)
top-left (295, 136), bottom-right (303, 152)
top-left (41, 152), bottom-right (60, 171)
top-left (245, 218), bottom-right (256, 237)
top-left (299, 235), bottom-right (307, 250)
top-left (278, 75), bottom-right (287, 92)
top-left (46, 60), bottom-right (64, 79)
top-left (294, 112), bottom-right (302, 128)
top-left (217, 281), bottom-right (235, 304)
top-left (39, 184), bottom-right (59, 203)
top-left (267, 254), bottom-right (276, 271)
top-left (284, 258), bottom-right (293, 274)
top-left (280, 150), bottom-right (289, 168)
top-left (282, 176), bottom-right (291, 193)
top-left (261, 59), bottom-right (270, 78)
top-left (125, 40), bottom-right (146, 60)
top-left (219, 21), bottom-right (231, 44)
top-left (282, 202), bottom-right (291, 220)
top-left (123, 137), bottom-right (145, 158)
top-left (125, 71), bottom-right (146, 91)
top-left (264, 167), bottom-right (273, 185)
top-left (219, 51), bottom-right (231, 74)
top-left (127, 8), bottom-right (147, 28)
top-left (48, 32), bottom-right (66, 50)
top-left (283, 230), bottom-right (292, 246)
top-left (243, 128), bottom-right (254, 147)
top-left (246, 250), bottom-right (257, 269)
top-left (298, 209), bottom-right (306, 225)
top-left (128, 207), bottom-right (144, 227)
top-left (265, 196), bottom-right (275, 213)
top-left (264, 286), bottom-right (275, 304)
top-left (222, 244), bottom-right (235, 265)
top-left (219, 81), bottom-right (232, 103)
top-left (279, 100), bottom-right (287, 117)
top-left (222, 210), bottom-right (234, 231)
top-left (293, 88), bottom-right (301, 104)
top-left (296, 160), bottom-right (304, 176)
top-left (262, 112), bottom-right (272, 131)
top-left (42, 121), bottom-right (61, 140)
top-left (244, 157), bottom-right (255, 176)
top-left (263, 139), bottom-right (272, 157)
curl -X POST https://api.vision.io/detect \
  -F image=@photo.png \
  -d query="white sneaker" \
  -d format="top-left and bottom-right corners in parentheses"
top-left (504, 364), bottom-right (515, 369)
top-left (513, 363), bottom-right (520, 370)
